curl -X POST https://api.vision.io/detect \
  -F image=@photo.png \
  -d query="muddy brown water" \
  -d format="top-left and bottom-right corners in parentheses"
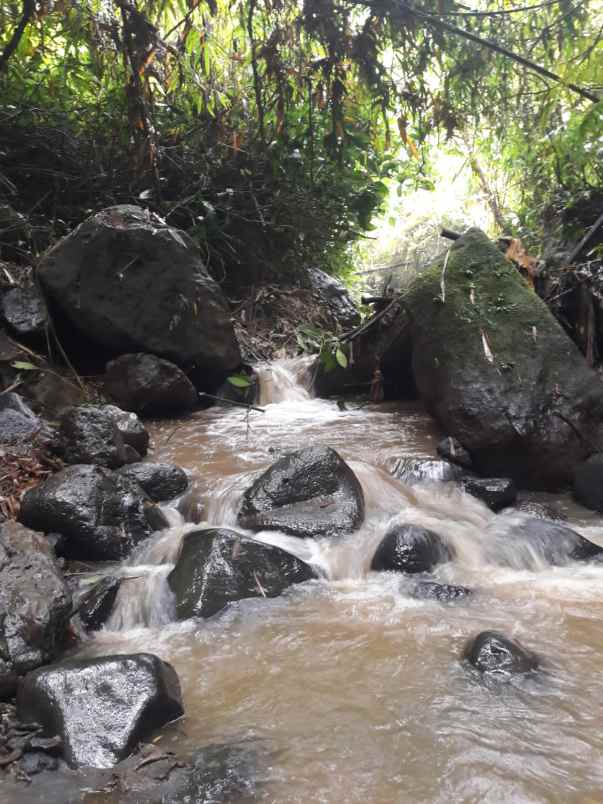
top-left (15, 359), bottom-right (603, 802)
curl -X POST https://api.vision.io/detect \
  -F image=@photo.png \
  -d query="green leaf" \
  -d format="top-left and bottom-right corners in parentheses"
top-left (227, 374), bottom-right (252, 388)
top-left (335, 348), bottom-right (348, 368)
top-left (11, 361), bottom-right (38, 371)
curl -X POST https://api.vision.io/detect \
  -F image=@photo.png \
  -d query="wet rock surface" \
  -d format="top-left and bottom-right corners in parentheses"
top-left (490, 516), bottom-right (602, 567)
top-left (371, 524), bottom-right (453, 574)
top-left (461, 476), bottom-right (517, 511)
top-left (37, 205), bottom-right (241, 377)
top-left (464, 630), bottom-right (539, 676)
top-left (19, 464), bottom-right (165, 561)
top-left (410, 580), bottom-right (473, 602)
top-left (0, 392), bottom-right (52, 446)
top-left (0, 522), bottom-right (71, 698)
top-left (436, 436), bottom-right (472, 469)
top-left (104, 405), bottom-right (149, 456)
top-left (59, 405), bottom-right (139, 468)
top-left (391, 457), bottom-right (463, 485)
top-left (573, 453), bottom-right (603, 512)
top-left (238, 446), bottom-right (365, 538)
top-left (17, 653), bottom-right (184, 769)
top-left (118, 462), bottom-right (188, 502)
top-left (77, 576), bottom-right (121, 632)
top-left (405, 228), bottom-right (603, 488)
top-left (168, 528), bottom-right (316, 619)
top-left (306, 267), bottom-right (360, 330)
top-left (105, 353), bottom-right (198, 416)
top-left (1, 286), bottom-right (48, 340)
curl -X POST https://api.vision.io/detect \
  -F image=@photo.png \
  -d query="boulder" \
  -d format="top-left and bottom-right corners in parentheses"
top-left (306, 267), bottom-right (360, 330)
top-left (118, 462), bottom-right (188, 502)
top-left (391, 457), bottom-right (462, 485)
top-left (436, 436), bottom-right (472, 469)
top-left (371, 524), bottom-right (453, 574)
top-left (238, 446), bottom-right (365, 538)
top-left (1, 285), bottom-right (48, 340)
top-left (464, 630), bottom-right (538, 676)
top-left (58, 405), bottom-right (139, 468)
top-left (410, 580), bottom-right (472, 602)
top-left (509, 499), bottom-right (565, 521)
top-left (17, 653), bottom-right (184, 768)
top-left (168, 528), bottom-right (316, 619)
top-left (0, 392), bottom-right (52, 446)
top-left (0, 522), bottom-right (71, 698)
top-left (405, 228), bottom-right (603, 488)
top-left (573, 453), bottom-right (603, 512)
top-left (23, 371), bottom-right (87, 418)
top-left (490, 516), bottom-right (602, 567)
top-left (77, 576), bottom-right (121, 631)
top-left (104, 404), bottom-right (149, 456)
top-left (105, 353), bottom-right (198, 416)
top-left (19, 464), bottom-right (166, 561)
top-left (461, 477), bottom-right (517, 511)
top-left (37, 205), bottom-right (240, 380)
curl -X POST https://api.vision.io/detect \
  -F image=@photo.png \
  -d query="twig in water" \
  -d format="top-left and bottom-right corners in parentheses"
top-left (198, 392), bottom-right (265, 413)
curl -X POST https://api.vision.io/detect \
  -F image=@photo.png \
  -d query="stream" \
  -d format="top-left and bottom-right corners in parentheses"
top-left (76, 358), bottom-right (603, 802)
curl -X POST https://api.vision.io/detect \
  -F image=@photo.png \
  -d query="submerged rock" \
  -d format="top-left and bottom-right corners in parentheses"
top-left (238, 446), bottom-right (364, 539)
top-left (391, 457), bottom-right (462, 485)
top-left (17, 653), bottom-right (184, 768)
top-left (59, 404), bottom-right (139, 468)
top-left (37, 205), bottom-right (240, 380)
top-left (461, 476), bottom-right (517, 511)
top-left (118, 462), bottom-right (188, 502)
top-left (490, 516), bottom-right (602, 567)
top-left (436, 436), bottom-right (473, 469)
top-left (19, 464), bottom-right (165, 561)
top-left (77, 576), bottom-right (121, 632)
top-left (105, 353), bottom-right (198, 416)
top-left (464, 630), bottom-right (539, 676)
top-left (507, 498), bottom-right (566, 521)
top-left (371, 524), bottom-right (453, 574)
top-left (168, 528), bottom-right (316, 619)
top-left (405, 228), bottom-right (603, 488)
top-left (0, 522), bottom-right (71, 699)
top-left (410, 580), bottom-right (472, 602)
top-left (1, 285), bottom-right (48, 340)
top-left (573, 453), bottom-right (603, 512)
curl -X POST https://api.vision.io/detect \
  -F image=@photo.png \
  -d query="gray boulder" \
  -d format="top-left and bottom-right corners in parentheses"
top-left (17, 653), bottom-right (184, 768)
top-left (0, 392), bottom-right (52, 446)
top-left (1, 285), bottom-right (48, 340)
top-left (0, 522), bottom-right (71, 698)
top-left (19, 464), bottom-right (166, 561)
top-left (105, 353), bottom-right (198, 416)
top-left (37, 205), bottom-right (240, 378)
top-left (168, 528), bottom-right (316, 619)
top-left (238, 446), bottom-right (364, 538)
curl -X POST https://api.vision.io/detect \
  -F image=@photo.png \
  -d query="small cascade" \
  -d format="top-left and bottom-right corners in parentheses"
top-left (256, 356), bottom-right (314, 404)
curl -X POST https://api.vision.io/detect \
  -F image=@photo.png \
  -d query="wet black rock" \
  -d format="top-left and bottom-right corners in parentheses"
top-left (168, 528), bottom-right (316, 619)
top-left (0, 522), bottom-right (71, 699)
top-left (436, 436), bottom-right (472, 469)
top-left (19, 464), bottom-right (165, 561)
top-left (77, 576), bottom-right (121, 631)
top-left (59, 405), bottom-right (139, 468)
top-left (573, 453), bottom-right (603, 513)
top-left (37, 205), bottom-right (241, 378)
top-left (502, 516), bottom-right (603, 565)
top-left (105, 353), bottom-right (198, 416)
top-left (410, 580), bottom-right (472, 602)
top-left (391, 457), bottom-right (463, 485)
top-left (181, 741), bottom-right (259, 802)
top-left (462, 476), bottom-right (517, 511)
top-left (464, 630), bottom-right (539, 675)
top-left (104, 404), bottom-right (149, 456)
top-left (509, 499), bottom-right (566, 521)
top-left (17, 653), bottom-right (184, 768)
top-left (1, 285), bottom-right (48, 340)
top-left (118, 462), bottom-right (188, 502)
top-left (371, 524), bottom-right (453, 574)
top-left (0, 392), bottom-right (52, 446)
top-left (238, 446), bottom-right (365, 539)
top-left (306, 267), bottom-right (361, 330)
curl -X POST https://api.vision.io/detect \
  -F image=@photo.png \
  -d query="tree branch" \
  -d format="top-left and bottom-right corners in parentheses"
top-left (0, 0), bottom-right (35, 75)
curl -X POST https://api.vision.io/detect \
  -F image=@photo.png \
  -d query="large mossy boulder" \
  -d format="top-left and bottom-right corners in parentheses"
top-left (238, 446), bottom-right (365, 538)
top-left (0, 522), bottom-right (71, 698)
top-left (168, 528), bottom-right (316, 619)
top-left (37, 205), bottom-right (240, 383)
top-left (17, 653), bottom-right (183, 768)
top-left (19, 464), bottom-right (165, 561)
top-left (405, 228), bottom-right (603, 489)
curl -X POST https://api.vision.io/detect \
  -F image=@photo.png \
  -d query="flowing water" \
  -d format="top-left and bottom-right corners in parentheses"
top-left (78, 358), bottom-right (603, 803)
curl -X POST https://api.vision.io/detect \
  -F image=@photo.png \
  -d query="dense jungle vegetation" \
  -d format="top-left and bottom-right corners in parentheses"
top-left (0, 0), bottom-right (601, 289)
